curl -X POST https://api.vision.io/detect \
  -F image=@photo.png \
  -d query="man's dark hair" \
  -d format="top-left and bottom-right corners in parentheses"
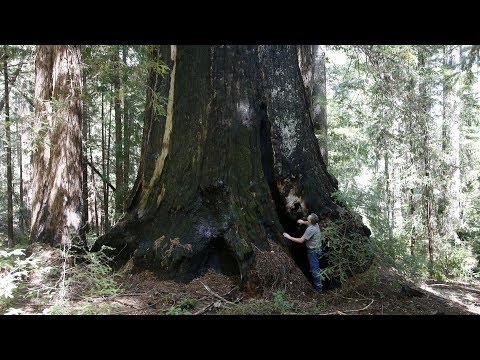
top-left (309, 213), bottom-right (319, 224)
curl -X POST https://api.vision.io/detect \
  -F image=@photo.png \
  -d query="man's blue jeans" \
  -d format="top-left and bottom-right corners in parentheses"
top-left (307, 248), bottom-right (322, 291)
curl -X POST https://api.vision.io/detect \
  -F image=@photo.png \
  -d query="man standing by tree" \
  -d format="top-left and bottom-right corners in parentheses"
top-left (283, 213), bottom-right (323, 293)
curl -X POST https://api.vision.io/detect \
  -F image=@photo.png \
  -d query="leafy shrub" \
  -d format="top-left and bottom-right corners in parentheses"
top-left (0, 249), bottom-right (30, 305)
top-left (68, 245), bottom-right (121, 297)
top-left (272, 290), bottom-right (290, 312)
top-left (320, 219), bottom-right (374, 284)
top-left (431, 240), bottom-right (477, 280)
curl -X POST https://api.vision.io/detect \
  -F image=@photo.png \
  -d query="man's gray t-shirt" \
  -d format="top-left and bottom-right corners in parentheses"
top-left (303, 224), bottom-right (322, 249)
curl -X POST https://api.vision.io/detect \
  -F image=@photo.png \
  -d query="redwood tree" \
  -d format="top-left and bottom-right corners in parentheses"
top-left (30, 46), bottom-right (83, 246)
top-left (3, 46), bottom-right (14, 247)
top-left (94, 45), bottom-right (369, 286)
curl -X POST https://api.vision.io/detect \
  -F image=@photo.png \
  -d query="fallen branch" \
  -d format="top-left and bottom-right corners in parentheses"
top-left (111, 298), bottom-right (165, 314)
top-left (113, 298), bottom-right (143, 309)
top-left (194, 287), bottom-right (242, 315)
top-left (194, 302), bottom-right (215, 315)
top-left (200, 281), bottom-right (236, 305)
top-left (320, 299), bottom-right (374, 315)
top-left (252, 243), bottom-right (266, 253)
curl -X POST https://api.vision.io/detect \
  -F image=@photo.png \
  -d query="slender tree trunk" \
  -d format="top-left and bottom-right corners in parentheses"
top-left (409, 188), bottom-right (415, 256)
top-left (106, 93), bottom-right (112, 229)
top-left (419, 50), bottom-right (434, 267)
top-left (3, 46), bottom-right (14, 247)
top-left (113, 46), bottom-right (124, 215)
top-left (81, 67), bottom-right (89, 242)
top-left (88, 111), bottom-right (99, 236)
top-left (312, 45), bottom-right (328, 165)
top-left (30, 46), bottom-right (83, 247)
top-left (448, 46), bottom-right (461, 233)
top-left (439, 45), bottom-right (449, 232)
top-left (101, 91), bottom-right (110, 233)
top-left (0, 53), bottom-right (27, 113)
top-left (440, 46), bottom-right (462, 238)
top-left (123, 46), bottom-right (131, 192)
top-left (94, 46), bottom-right (370, 288)
top-left (407, 78), bottom-right (416, 256)
top-left (101, 92), bottom-right (106, 232)
top-left (385, 150), bottom-right (393, 241)
top-left (16, 109), bottom-right (25, 234)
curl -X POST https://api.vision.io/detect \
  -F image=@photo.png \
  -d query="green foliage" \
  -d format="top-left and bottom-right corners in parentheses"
top-left (373, 234), bottom-right (430, 283)
top-left (165, 298), bottom-right (197, 315)
top-left (0, 248), bottom-right (29, 304)
top-left (321, 219), bottom-right (374, 284)
top-left (326, 45), bottom-right (480, 284)
top-left (68, 245), bottom-right (121, 297)
top-left (43, 300), bottom-right (116, 315)
top-left (178, 298), bottom-right (197, 310)
top-left (430, 240), bottom-right (477, 280)
top-left (166, 305), bottom-right (191, 315)
top-left (272, 290), bottom-right (290, 312)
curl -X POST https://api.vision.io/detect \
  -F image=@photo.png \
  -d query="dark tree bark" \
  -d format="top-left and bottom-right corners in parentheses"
top-left (122, 46), bottom-right (131, 192)
top-left (113, 46), bottom-right (124, 215)
top-left (312, 45), bottom-right (328, 165)
top-left (30, 46), bottom-right (83, 247)
top-left (297, 45), bottom-right (328, 166)
top-left (94, 46), bottom-right (369, 286)
top-left (81, 67), bottom-right (89, 242)
top-left (297, 45), bottom-right (312, 111)
top-left (101, 92), bottom-right (110, 233)
top-left (3, 46), bottom-right (14, 247)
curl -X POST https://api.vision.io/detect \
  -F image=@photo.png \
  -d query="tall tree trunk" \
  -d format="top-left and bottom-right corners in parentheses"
top-left (88, 111), bottom-right (99, 236)
top-left (312, 45), bottom-right (328, 165)
top-left (385, 150), bottom-right (393, 241)
top-left (448, 47), bottom-right (461, 233)
top-left (0, 53), bottom-right (26, 113)
top-left (30, 46), bottom-right (83, 247)
top-left (409, 188), bottom-right (415, 256)
top-left (101, 92), bottom-right (106, 232)
top-left (3, 46), bottom-right (14, 247)
top-left (419, 50), bottom-right (434, 268)
top-left (81, 67), bottom-right (89, 242)
top-left (16, 109), bottom-right (25, 234)
top-left (440, 46), bottom-right (462, 239)
top-left (439, 45), bottom-right (449, 233)
top-left (94, 46), bottom-right (370, 288)
top-left (407, 77), bottom-right (416, 256)
top-left (107, 95), bottom-right (112, 221)
top-left (123, 46), bottom-right (131, 192)
top-left (113, 46), bottom-right (124, 215)
top-left (101, 91), bottom-right (110, 233)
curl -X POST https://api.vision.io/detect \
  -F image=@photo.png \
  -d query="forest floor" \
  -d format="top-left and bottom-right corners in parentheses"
top-left (2, 240), bottom-right (480, 315)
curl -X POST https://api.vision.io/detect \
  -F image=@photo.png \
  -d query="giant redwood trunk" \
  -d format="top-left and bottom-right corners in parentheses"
top-left (30, 46), bottom-right (83, 246)
top-left (94, 45), bottom-right (369, 285)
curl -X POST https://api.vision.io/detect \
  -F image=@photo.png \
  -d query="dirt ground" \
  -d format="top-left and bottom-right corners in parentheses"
top-left (63, 268), bottom-right (480, 315)
top-left (2, 242), bottom-right (480, 315)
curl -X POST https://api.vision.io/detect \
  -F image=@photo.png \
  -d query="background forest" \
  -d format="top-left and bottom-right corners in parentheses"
top-left (1, 45), bottom-right (479, 315)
